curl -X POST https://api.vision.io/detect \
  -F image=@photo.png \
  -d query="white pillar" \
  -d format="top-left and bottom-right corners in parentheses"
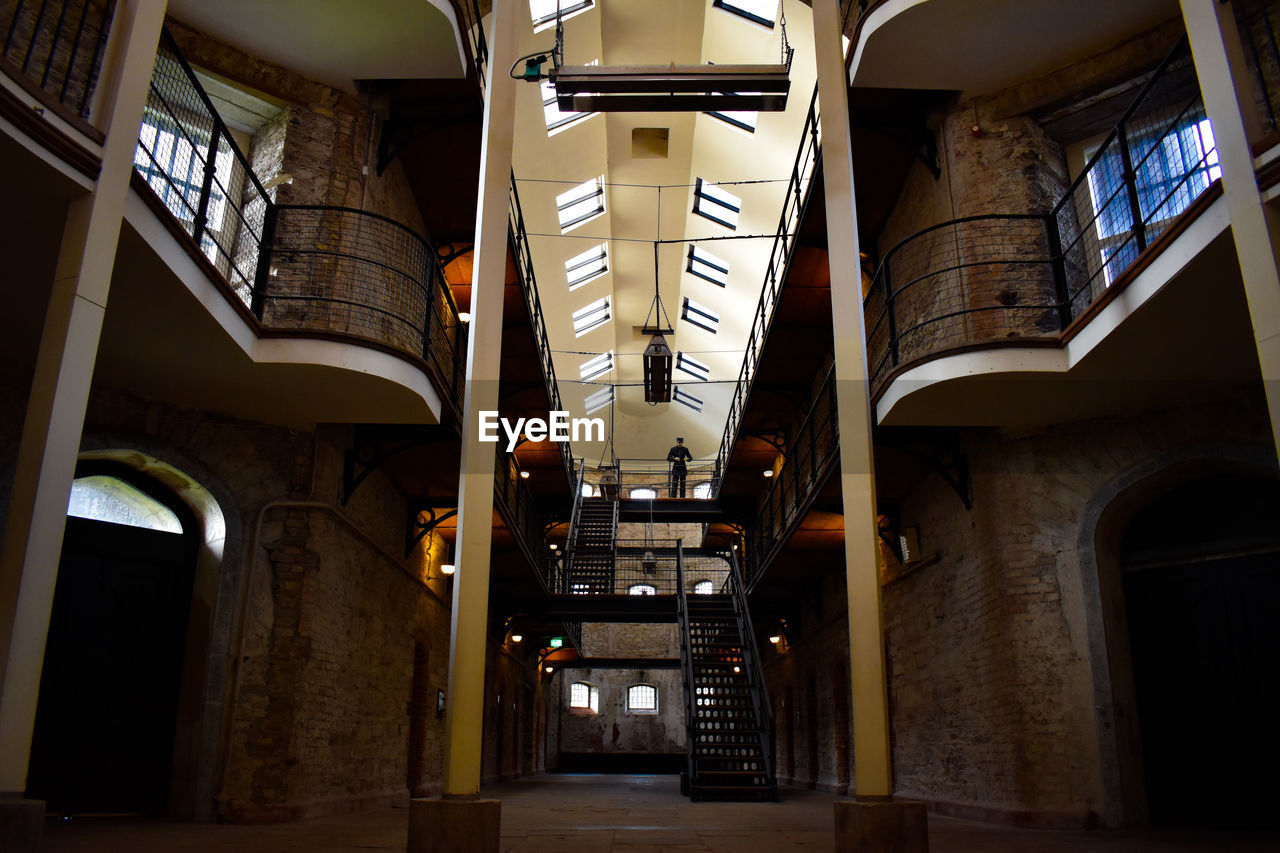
top-left (442, 0), bottom-right (519, 797)
top-left (0, 0), bottom-right (168, 795)
top-left (1182, 0), bottom-right (1280, 453)
top-left (811, 0), bottom-right (892, 797)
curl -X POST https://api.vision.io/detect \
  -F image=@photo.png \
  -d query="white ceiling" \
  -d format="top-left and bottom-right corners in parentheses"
top-left (511, 0), bottom-right (819, 464)
top-left (850, 0), bottom-right (1179, 94)
top-left (168, 0), bottom-right (468, 93)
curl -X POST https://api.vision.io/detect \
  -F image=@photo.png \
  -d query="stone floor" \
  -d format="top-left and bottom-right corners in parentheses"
top-left (39, 774), bottom-right (1280, 852)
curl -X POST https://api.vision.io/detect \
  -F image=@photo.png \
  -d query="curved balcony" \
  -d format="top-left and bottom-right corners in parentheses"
top-left (864, 36), bottom-right (1220, 404)
top-left (130, 27), bottom-right (465, 420)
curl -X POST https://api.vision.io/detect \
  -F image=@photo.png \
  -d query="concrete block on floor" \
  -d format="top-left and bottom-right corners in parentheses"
top-left (834, 798), bottom-right (929, 853)
top-left (409, 797), bottom-right (501, 853)
top-left (0, 796), bottom-right (44, 853)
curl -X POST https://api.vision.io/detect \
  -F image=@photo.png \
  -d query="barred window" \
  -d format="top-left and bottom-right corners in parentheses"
top-left (569, 681), bottom-right (599, 712)
top-left (627, 683), bottom-right (658, 714)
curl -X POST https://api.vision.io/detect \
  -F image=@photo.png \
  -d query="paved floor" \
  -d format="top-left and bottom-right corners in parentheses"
top-left (39, 774), bottom-right (1280, 852)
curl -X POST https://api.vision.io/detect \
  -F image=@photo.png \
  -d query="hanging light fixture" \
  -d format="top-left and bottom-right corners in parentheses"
top-left (642, 241), bottom-right (674, 404)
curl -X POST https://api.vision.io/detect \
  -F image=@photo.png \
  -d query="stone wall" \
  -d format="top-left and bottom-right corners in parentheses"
top-left (762, 391), bottom-right (1275, 825)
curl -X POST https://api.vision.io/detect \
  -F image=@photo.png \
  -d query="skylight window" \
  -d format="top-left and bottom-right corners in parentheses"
top-left (681, 297), bottom-right (720, 334)
top-left (541, 78), bottom-right (597, 133)
top-left (706, 104), bottom-right (758, 133)
top-left (579, 350), bottom-right (614, 381)
top-left (557, 176), bottom-right (606, 232)
top-left (530, 0), bottom-right (594, 33)
top-left (692, 178), bottom-right (741, 230)
top-left (572, 296), bottom-right (611, 336)
top-left (584, 385), bottom-right (614, 414)
top-left (714, 0), bottom-right (777, 28)
top-left (675, 352), bottom-right (710, 381)
top-left (674, 386), bottom-right (703, 412)
top-left (566, 242), bottom-right (608, 289)
top-left (687, 245), bottom-right (730, 286)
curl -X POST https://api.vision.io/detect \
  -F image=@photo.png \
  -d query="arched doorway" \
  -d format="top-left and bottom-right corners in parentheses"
top-left (1120, 474), bottom-right (1280, 828)
top-left (25, 461), bottom-right (199, 816)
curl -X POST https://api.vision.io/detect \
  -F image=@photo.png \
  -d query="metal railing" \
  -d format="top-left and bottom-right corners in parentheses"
top-left (740, 368), bottom-right (839, 587)
top-left (134, 28), bottom-right (468, 414)
top-left (864, 37), bottom-right (1217, 398)
top-left (2, 0), bottom-right (114, 121)
top-left (1233, 0), bottom-right (1280, 137)
top-left (509, 177), bottom-right (574, 479)
top-left (582, 458), bottom-right (719, 500)
top-left (675, 540), bottom-right (696, 792)
top-left (714, 85), bottom-right (822, 496)
top-left (724, 547), bottom-right (775, 787)
top-left (494, 442), bottom-right (551, 584)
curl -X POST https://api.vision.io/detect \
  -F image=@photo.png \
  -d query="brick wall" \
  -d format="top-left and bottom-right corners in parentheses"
top-left (762, 391), bottom-right (1274, 824)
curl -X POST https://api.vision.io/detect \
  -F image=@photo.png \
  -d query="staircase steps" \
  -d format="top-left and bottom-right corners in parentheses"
top-left (566, 498), bottom-right (618, 594)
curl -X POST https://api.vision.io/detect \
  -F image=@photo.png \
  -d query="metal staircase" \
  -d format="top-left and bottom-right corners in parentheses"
top-left (677, 547), bottom-right (777, 801)
top-left (564, 496), bottom-right (619, 594)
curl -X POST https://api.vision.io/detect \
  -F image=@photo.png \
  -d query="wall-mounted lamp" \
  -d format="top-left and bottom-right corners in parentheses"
top-left (520, 470), bottom-right (530, 479)
top-left (762, 469), bottom-right (774, 478)
top-left (458, 312), bottom-right (471, 323)
top-left (549, 543), bottom-right (558, 551)
top-left (545, 666), bottom-right (554, 674)
top-left (440, 563), bottom-right (456, 575)
top-left (768, 634), bottom-right (782, 645)
top-left (511, 634), bottom-right (523, 643)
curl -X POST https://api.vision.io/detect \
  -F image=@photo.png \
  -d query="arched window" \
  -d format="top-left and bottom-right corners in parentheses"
top-left (627, 683), bottom-right (658, 714)
top-left (630, 487), bottom-right (657, 499)
top-left (628, 583), bottom-right (657, 596)
top-left (580, 482), bottom-right (595, 497)
top-left (693, 580), bottom-right (713, 595)
top-left (569, 681), bottom-right (599, 713)
top-left (67, 475), bottom-right (183, 533)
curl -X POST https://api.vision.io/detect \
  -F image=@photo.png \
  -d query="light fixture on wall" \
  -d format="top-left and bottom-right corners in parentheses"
top-left (520, 470), bottom-right (531, 479)
top-left (762, 469), bottom-right (774, 478)
top-left (511, 634), bottom-right (523, 643)
top-left (457, 312), bottom-right (471, 323)
top-left (441, 563), bottom-right (456, 575)
top-left (768, 633), bottom-right (781, 644)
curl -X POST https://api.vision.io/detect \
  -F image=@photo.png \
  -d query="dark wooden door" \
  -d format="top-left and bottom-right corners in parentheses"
top-left (1125, 550), bottom-right (1280, 828)
top-left (26, 516), bottom-right (196, 815)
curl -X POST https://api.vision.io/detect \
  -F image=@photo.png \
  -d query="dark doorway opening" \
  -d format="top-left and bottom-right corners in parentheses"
top-left (1122, 474), bottom-right (1280, 829)
top-left (26, 463), bottom-right (198, 816)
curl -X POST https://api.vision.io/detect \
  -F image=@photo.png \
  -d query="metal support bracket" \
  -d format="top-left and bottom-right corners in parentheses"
top-left (405, 504), bottom-right (458, 558)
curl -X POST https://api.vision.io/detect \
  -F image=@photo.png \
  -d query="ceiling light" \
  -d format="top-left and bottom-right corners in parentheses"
top-left (549, 543), bottom-right (558, 550)
top-left (520, 470), bottom-right (531, 479)
top-left (643, 334), bottom-right (673, 403)
top-left (552, 63), bottom-right (789, 113)
top-left (545, 666), bottom-right (554, 673)
top-left (457, 312), bottom-right (471, 322)
top-left (762, 469), bottom-right (774, 478)
top-left (441, 563), bottom-right (456, 575)
top-left (511, 634), bottom-right (523, 643)
top-left (768, 635), bottom-right (781, 644)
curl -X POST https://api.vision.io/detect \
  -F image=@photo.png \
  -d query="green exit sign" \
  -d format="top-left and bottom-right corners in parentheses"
top-left (549, 637), bottom-right (564, 648)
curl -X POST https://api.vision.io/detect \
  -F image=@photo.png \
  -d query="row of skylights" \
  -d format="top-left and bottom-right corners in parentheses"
top-left (693, 178), bottom-right (741, 230)
top-left (674, 386), bottom-right (703, 412)
top-left (566, 242), bottom-right (608, 289)
top-left (681, 297), bottom-right (720, 333)
top-left (714, 0), bottom-right (778, 28)
top-left (675, 352), bottom-right (709, 381)
top-left (572, 295), bottom-right (610, 336)
top-left (530, 0), bottom-right (594, 33)
top-left (557, 176), bottom-right (606, 232)
top-left (584, 385), bottom-right (613, 414)
top-left (687, 245), bottom-right (729, 286)
top-left (579, 350), bottom-right (614, 381)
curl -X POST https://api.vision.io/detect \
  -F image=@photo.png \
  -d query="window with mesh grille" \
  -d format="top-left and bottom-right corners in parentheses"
top-left (627, 683), bottom-right (658, 713)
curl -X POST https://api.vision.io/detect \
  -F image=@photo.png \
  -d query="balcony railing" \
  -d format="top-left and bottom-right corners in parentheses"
top-left (581, 459), bottom-right (720, 501)
top-left (740, 368), bottom-right (838, 586)
top-left (2, 0), bottom-right (114, 124)
top-left (133, 28), bottom-right (467, 413)
top-left (865, 37), bottom-right (1217, 398)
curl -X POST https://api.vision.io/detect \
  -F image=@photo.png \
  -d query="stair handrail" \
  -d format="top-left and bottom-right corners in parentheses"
top-left (561, 456), bottom-right (587, 594)
top-left (675, 539), bottom-right (698, 793)
top-left (727, 547), bottom-right (776, 787)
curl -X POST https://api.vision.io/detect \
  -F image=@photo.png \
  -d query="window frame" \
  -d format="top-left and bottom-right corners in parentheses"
top-left (568, 680), bottom-right (600, 713)
top-left (687, 244), bottom-right (730, 286)
top-left (673, 386), bottom-right (703, 412)
top-left (557, 176), bottom-right (606, 232)
top-left (675, 351), bottom-right (710, 381)
top-left (530, 0), bottom-right (594, 33)
top-left (566, 242), bottom-right (609, 289)
top-left (692, 177), bottom-right (741, 230)
top-left (626, 683), bottom-right (659, 715)
top-left (572, 295), bottom-right (611, 336)
top-left (681, 297), bottom-right (720, 334)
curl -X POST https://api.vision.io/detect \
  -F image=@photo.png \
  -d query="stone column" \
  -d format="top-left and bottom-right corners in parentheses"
top-left (811, 0), bottom-right (927, 849)
top-left (1182, 0), bottom-right (1280, 453)
top-left (408, 2), bottom-right (518, 851)
top-left (0, 4), bottom-right (167, 851)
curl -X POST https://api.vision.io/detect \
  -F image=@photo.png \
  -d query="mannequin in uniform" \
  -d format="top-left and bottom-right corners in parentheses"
top-left (666, 437), bottom-right (692, 498)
